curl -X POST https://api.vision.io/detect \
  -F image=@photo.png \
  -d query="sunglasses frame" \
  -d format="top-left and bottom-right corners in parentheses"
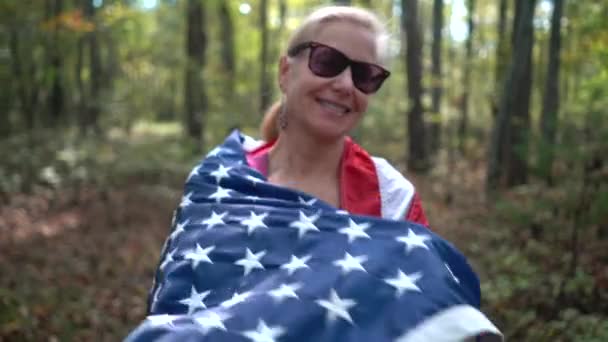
top-left (287, 41), bottom-right (391, 94)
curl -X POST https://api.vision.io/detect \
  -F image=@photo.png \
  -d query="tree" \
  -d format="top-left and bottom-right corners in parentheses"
top-left (45, 0), bottom-right (65, 127)
top-left (487, 0), bottom-right (537, 190)
top-left (333, 0), bottom-right (351, 5)
top-left (429, 0), bottom-right (443, 154)
top-left (218, 1), bottom-right (235, 96)
top-left (539, 0), bottom-right (565, 185)
top-left (459, 0), bottom-right (475, 154)
top-left (83, 0), bottom-right (102, 134)
top-left (184, 0), bottom-right (207, 145)
top-left (402, 0), bottom-right (428, 172)
top-left (493, 0), bottom-right (509, 117)
top-left (258, 0), bottom-right (271, 114)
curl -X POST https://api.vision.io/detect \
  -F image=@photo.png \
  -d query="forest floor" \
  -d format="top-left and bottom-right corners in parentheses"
top-left (0, 158), bottom-right (497, 341)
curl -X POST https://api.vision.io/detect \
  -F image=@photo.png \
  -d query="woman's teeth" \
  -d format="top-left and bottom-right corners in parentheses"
top-left (318, 99), bottom-right (350, 115)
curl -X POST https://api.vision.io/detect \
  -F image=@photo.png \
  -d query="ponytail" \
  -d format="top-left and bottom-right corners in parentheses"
top-left (260, 101), bottom-right (282, 142)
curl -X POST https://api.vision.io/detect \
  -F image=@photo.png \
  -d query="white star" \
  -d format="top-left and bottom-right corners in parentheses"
top-left (201, 211), bottom-right (227, 229)
top-left (268, 283), bottom-right (301, 303)
top-left (210, 164), bottom-right (232, 184)
top-left (338, 219), bottom-right (371, 243)
top-left (193, 311), bottom-right (231, 334)
top-left (384, 270), bottom-right (423, 297)
top-left (316, 289), bottom-right (357, 324)
top-left (445, 263), bottom-right (460, 284)
top-left (160, 249), bottom-right (176, 270)
top-left (396, 229), bottom-right (431, 254)
top-left (240, 211), bottom-right (269, 235)
top-left (183, 244), bottom-right (215, 269)
top-left (178, 286), bottom-right (211, 314)
top-left (170, 219), bottom-right (189, 240)
top-left (242, 319), bottom-right (286, 342)
top-left (187, 164), bottom-right (202, 182)
top-left (221, 291), bottom-right (253, 308)
top-left (280, 254), bottom-right (311, 276)
top-left (180, 191), bottom-right (194, 207)
top-left (335, 209), bottom-right (349, 215)
top-left (209, 186), bottom-right (232, 202)
top-left (146, 314), bottom-right (179, 327)
top-left (235, 248), bottom-right (266, 276)
top-left (206, 146), bottom-right (222, 157)
top-left (289, 211), bottom-right (321, 239)
top-left (333, 253), bottom-right (368, 275)
top-left (298, 196), bottom-right (317, 206)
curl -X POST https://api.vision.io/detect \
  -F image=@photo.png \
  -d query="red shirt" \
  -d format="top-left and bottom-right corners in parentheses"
top-left (245, 138), bottom-right (429, 227)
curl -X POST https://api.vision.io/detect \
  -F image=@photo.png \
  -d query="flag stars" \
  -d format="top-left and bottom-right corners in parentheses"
top-left (193, 311), bottom-right (231, 335)
top-left (235, 248), bottom-right (266, 276)
top-left (184, 244), bottom-right (215, 269)
top-left (160, 249), bottom-right (176, 271)
top-left (396, 229), bottom-right (431, 254)
top-left (240, 211), bottom-right (269, 235)
top-left (384, 270), bottom-right (423, 297)
top-left (289, 211), bottom-right (321, 239)
top-left (316, 289), bottom-right (357, 325)
top-left (186, 164), bottom-right (202, 182)
top-left (209, 186), bottom-right (232, 202)
top-left (269, 283), bottom-right (301, 303)
top-left (178, 286), bottom-right (210, 314)
top-left (333, 253), bottom-right (368, 275)
top-left (298, 196), bottom-right (317, 206)
top-left (242, 319), bottom-right (286, 342)
top-left (170, 219), bottom-right (189, 240)
top-left (180, 191), bottom-right (194, 207)
top-left (280, 254), bottom-right (311, 276)
top-left (201, 211), bottom-right (227, 229)
top-left (221, 291), bottom-right (254, 308)
top-left (210, 164), bottom-right (232, 184)
top-left (146, 314), bottom-right (179, 327)
top-left (338, 219), bottom-right (371, 243)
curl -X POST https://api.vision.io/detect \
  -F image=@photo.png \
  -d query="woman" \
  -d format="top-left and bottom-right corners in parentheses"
top-left (246, 6), bottom-right (429, 225)
top-left (126, 6), bottom-right (502, 342)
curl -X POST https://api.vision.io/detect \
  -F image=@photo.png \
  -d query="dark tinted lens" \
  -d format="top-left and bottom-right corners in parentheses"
top-left (309, 45), bottom-right (349, 77)
top-left (351, 63), bottom-right (389, 94)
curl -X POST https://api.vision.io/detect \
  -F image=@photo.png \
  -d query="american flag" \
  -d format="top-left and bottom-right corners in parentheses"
top-left (126, 131), bottom-right (502, 342)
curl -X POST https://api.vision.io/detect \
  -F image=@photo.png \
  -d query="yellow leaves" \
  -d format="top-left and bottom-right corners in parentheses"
top-left (40, 10), bottom-right (94, 33)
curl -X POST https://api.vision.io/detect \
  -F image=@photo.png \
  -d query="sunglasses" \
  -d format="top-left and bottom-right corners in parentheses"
top-left (287, 41), bottom-right (390, 94)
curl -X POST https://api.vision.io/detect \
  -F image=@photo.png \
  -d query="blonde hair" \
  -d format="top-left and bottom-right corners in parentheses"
top-left (260, 6), bottom-right (389, 142)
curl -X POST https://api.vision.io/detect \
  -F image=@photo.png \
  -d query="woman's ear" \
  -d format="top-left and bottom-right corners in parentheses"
top-left (278, 55), bottom-right (290, 92)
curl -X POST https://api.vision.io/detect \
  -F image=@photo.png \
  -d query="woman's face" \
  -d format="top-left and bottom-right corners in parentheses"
top-left (279, 21), bottom-right (379, 142)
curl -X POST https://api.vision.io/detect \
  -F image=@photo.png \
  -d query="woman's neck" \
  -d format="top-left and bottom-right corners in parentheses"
top-left (268, 130), bottom-right (345, 182)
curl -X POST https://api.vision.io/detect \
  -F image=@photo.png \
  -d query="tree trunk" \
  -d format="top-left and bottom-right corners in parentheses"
top-left (493, 0), bottom-right (509, 114)
top-left (487, 0), bottom-right (536, 191)
top-left (459, 0), bottom-right (475, 154)
top-left (47, 0), bottom-right (64, 128)
top-left (9, 28), bottom-right (37, 132)
top-left (429, 0), bottom-right (443, 155)
top-left (84, 0), bottom-right (102, 134)
top-left (184, 0), bottom-right (207, 146)
top-left (334, 0), bottom-right (351, 5)
top-left (539, 0), bottom-right (564, 185)
top-left (218, 1), bottom-right (235, 96)
top-left (402, 0), bottom-right (428, 172)
top-left (259, 0), bottom-right (271, 114)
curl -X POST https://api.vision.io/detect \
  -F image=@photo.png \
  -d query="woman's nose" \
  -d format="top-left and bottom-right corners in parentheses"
top-left (331, 66), bottom-right (356, 92)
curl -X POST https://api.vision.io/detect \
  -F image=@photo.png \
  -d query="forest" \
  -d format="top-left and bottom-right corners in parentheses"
top-left (0, 0), bottom-right (606, 340)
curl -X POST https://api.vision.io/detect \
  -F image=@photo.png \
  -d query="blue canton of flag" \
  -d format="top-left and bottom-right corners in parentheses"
top-left (126, 131), bottom-right (502, 342)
